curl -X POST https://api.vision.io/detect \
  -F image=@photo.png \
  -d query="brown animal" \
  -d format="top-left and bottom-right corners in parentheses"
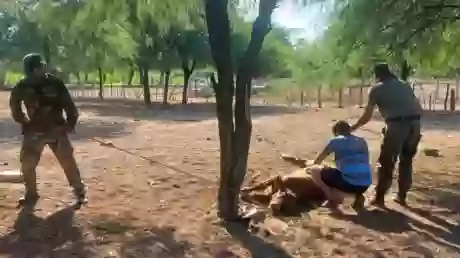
top-left (241, 159), bottom-right (326, 214)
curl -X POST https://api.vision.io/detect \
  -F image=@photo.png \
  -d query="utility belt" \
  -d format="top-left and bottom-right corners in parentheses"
top-left (385, 115), bottom-right (420, 123)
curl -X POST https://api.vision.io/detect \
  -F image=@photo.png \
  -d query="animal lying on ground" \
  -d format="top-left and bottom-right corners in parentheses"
top-left (241, 155), bottom-right (326, 214)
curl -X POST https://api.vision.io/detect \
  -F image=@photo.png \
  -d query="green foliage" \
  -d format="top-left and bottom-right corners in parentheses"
top-left (0, 0), bottom-right (295, 85)
top-left (284, 0), bottom-right (460, 91)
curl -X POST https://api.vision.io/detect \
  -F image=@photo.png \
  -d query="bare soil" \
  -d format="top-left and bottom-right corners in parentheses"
top-left (0, 93), bottom-right (460, 257)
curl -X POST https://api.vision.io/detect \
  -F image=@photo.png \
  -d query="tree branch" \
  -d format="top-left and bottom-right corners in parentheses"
top-left (424, 4), bottom-right (460, 9)
top-left (398, 14), bottom-right (460, 48)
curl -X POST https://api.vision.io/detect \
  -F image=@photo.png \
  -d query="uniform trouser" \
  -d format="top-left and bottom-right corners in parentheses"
top-left (20, 132), bottom-right (85, 196)
top-left (375, 121), bottom-right (421, 200)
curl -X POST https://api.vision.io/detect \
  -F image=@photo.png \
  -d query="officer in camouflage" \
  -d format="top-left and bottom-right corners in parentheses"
top-left (351, 63), bottom-right (422, 207)
top-left (9, 53), bottom-right (87, 207)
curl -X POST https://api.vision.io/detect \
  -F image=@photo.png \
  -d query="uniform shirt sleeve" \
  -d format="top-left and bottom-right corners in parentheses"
top-left (57, 78), bottom-right (79, 128)
top-left (8, 82), bottom-right (28, 125)
top-left (368, 85), bottom-right (379, 107)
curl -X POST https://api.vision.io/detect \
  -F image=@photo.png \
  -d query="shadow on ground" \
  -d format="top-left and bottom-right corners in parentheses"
top-left (410, 166), bottom-right (460, 213)
top-left (332, 206), bottom-right (460, 255)
top-left (0, 206), bottom-right (95, 257)
top-left (74, 97), bottom-right (302, 122)
top-left (223, 221), bottom-right (294, 258)
top-left (0, 117), bottom-right (129, 145)
top-left (0, 208), bottom-right (196, 257)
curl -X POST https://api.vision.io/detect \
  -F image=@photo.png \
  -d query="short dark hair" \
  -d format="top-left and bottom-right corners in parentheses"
top-left (374, 63), bottom-right (393, 80)
top-left (23, 53), bottom-right (45, 75)
top-left (332, 120), bottom-right (351, 136)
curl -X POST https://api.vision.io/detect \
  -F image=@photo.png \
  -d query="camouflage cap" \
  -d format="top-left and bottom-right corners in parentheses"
top-left (23, 53), bottom-right (46, 75)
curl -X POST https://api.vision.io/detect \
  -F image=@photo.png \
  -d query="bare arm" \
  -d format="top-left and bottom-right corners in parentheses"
top-left (313, 145), bottom-right (332, 165)
top-left (351, 87), bottom-right (377, 131)
top-left (9, 85), bottom-right (28, 125)
top-left (351, 102), bottom-right (375, 132)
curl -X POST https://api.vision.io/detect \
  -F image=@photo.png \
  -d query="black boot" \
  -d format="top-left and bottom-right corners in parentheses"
top-left (393, 193), bottom-right (407, 207)
top-left (17, 192), bottom-right (40, 208)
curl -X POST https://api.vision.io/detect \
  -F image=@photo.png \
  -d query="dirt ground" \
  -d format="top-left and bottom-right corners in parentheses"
top-left (0, 92), bottom-right (460, 258)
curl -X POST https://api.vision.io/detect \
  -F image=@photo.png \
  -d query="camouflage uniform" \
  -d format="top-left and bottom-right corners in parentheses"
top-left (368, 75), bottom-right (422, 204)
top-left (9, 54), bottom-right (85, 205)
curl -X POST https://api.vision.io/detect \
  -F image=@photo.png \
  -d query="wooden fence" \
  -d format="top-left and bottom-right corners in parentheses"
top-left (66, 79), bottom-right (460, 110)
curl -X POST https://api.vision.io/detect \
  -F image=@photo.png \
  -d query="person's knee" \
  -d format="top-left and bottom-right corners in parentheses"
top-left (310, 165), bottom-right (324, 178)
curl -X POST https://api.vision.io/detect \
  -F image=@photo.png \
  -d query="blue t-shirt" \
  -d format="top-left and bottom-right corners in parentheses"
top-left (326, 134), bottom-right (372, 186)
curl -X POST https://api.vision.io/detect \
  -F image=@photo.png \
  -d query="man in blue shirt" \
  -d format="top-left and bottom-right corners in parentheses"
top-left (311, 120), bottom-right (372, 210)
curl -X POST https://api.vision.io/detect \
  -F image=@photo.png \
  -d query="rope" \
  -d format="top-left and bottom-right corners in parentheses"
top-left (86, 136), bottom-right (263, 197)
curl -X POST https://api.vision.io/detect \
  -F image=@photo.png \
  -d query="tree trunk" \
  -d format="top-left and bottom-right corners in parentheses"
top-left (163, 70), bottom-right (171, 105)
top-left (444, 84), bottom-right (450, 111)
top-left (429, 94), bottom-right (432, 111)
top-left (456, 77), bottom-right (459, 102)
top-left (127, 67), bottom-right (135, 85)
top-left (450, 89), bottom-right (456, 112)
top-left (75, 72), bottom-right (81, 85)
top-left (300, 91), bottom-right (304, 106)
top-left (359, 67), bottom-right (364, 108)
top-left (348, 87), bottom-right (352, 104)
top-left (181, 60), bottom-right (196, 104)
top-left (205, 0), bottom-right (275, 220)
top-left (159, 71), bottom-right (165, 85)
top-left (317, 86), bottom-right (322, 108)
top-left (98, 67), bottom-right (104, 100)
top-left (84, 73), bottom-right (89, 83)
top-left (401, 59), bottom-right (410, 82)
top-left (43, 36), bottom-right (51, 67)
top-left (435, 78), bottom-right (440, 102)
top-left (337, 88), bottom-right (344, 108)
top-left (140, 66), bottom-right (151, 105)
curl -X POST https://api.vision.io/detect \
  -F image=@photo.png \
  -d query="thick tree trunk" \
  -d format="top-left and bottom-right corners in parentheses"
top-left (98, 67), bottom-right (104, 100)
top-left (205, 0), bottom-right (275, 220)
top-left (84, 73), bottom-right (89, 83)
top-left (163, 70), bottom-right (171, 105)
top-left (139, 66), bottom-right (151, 105)
top-left (450, 89), bottom-right (456, 112)
top-left (181, 60), bottom-right (196, 104)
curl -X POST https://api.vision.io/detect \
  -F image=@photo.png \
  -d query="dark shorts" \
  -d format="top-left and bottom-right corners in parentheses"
top-left (321, 166), bottom-right (369, 195)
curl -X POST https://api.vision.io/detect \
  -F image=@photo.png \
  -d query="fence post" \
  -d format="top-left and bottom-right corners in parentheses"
top-left (358, 86), bottom-right (363, 108)
top-left (429, 94), bottom-right (432, 111)
top-left (444, 84), bottom-right (450, 111)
